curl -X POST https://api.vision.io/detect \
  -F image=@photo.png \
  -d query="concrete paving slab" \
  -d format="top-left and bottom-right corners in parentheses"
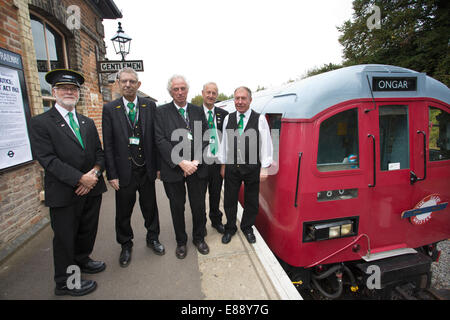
top-left (0, 180), bottom-right (300, 300)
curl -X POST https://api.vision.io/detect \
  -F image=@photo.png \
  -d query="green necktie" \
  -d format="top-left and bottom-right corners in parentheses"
top-left (208, 110), bottom-right (218, 155)
top-left (179, 107), bottom-right (185, 118)
top-left (127, 102), bottom-right (136, 123)
top-left (68, 112), bottom-right (84, 149)
top-left (238, 113), bottom-right (245, 135)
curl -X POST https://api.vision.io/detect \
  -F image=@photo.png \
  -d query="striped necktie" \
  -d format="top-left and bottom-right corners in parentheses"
top-left (68, 112), bottom-right (84, 149)
top-left (238, 113), bottom-right (245, 135)
top-left (208, 110), bottom-right (218, 155)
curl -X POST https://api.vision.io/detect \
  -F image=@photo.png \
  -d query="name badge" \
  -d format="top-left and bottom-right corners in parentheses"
top-left (129, 137), bottom-right (140, 145)
top-left (187, 132), bottom-right (193, 140)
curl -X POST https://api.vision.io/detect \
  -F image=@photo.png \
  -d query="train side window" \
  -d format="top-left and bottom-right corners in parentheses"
top-left (429, 107), bottom-right (450, 161)
top-left (317, 109), bottom-right (359, 172)
top-left (379, 105), bottom-right (409, 170)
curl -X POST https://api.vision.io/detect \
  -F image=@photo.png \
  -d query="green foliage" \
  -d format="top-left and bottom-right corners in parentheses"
top-left (190, 92), bottom-right (233, 106)
top-left (338, 0), bottom-right (450, 87)
top-left (302, 63), bottom-right (344, 79)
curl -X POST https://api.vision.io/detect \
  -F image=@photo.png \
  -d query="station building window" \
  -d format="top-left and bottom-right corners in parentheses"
top-left (429, 106), bottom-right (450, 161)
top-left (30, 13), bottom-right (68, 111)
top-left (317, 108), bottom-right (359, 172)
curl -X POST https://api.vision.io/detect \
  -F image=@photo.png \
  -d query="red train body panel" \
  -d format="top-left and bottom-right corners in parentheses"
top-left (218, 65), bottom-right (449, 296)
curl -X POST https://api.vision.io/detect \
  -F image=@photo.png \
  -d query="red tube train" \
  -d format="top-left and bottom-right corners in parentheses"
top-left (217, 65), bottom-right (450, 298)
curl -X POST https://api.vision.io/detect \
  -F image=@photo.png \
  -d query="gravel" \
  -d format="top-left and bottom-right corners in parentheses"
top-left (431, 239), bottom-right (450, 290)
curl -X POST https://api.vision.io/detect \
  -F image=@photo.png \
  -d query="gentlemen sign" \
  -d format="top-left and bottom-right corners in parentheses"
top-left (372, 77), bottom-right (417, 91)
top-left (97, 60), bottom-right (144, 73)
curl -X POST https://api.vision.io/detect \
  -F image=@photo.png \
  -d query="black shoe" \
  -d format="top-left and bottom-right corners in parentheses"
top-left (79, 259), bottom-right (106, 274)
top-left (193, 240), bottom-right (210, 255)
top-left (211, 223), bottom-right (225, 234)
top-left (55, 279), bottom-right (97, 297)
top-left (244, 231), bottom-right (256, 244)
top-left (119, 246), bottom-right (132, 267)
top-left (175, 245), bottom-right (187, 259)
top-left (222, 233), bottom-right (233, 244)
top-left (147, 240), bottom-right (166, 256)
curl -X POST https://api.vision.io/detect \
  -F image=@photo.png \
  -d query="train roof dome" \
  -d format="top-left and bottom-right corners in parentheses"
top-left (216, 64), bottom-right (450, 119)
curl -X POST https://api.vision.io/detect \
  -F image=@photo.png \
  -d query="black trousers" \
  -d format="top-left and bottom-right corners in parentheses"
top-left (50, 194), bottom-right (102, 285)
top-left (206, 163), bottom-right (224, 225)
top-left (163, 174), bottom-right (207, 245)
top-left (223, 165), bottom-right (260, 234)
top-left (115, 167), bottom-right (160, 248)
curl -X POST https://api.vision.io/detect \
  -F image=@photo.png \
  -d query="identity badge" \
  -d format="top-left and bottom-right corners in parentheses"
top-left (129, 137), bottom-right (140, 145)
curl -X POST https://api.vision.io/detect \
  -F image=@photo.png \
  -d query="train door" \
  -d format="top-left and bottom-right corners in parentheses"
top-left (407, 103), bottom-right (450, 246)
top-left (309, 105), bottom-right (369, 246)
top-left (364, 101), bottom-right (433, 250)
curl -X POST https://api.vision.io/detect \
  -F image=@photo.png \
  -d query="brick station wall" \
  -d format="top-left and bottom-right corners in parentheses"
top-left (0, 0), bottom-right (114, 260)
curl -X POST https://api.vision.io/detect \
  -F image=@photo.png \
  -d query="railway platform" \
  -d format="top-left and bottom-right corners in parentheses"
top-left (0, 181), bottom-right (301, 300)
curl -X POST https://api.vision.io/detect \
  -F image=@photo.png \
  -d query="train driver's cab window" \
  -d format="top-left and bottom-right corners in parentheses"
top-left (429, 107), bottom-right (450, 161)
top-left (379, 105), bottom-right (409, 170)
top-left (317, 109), bottom-right (359, 172)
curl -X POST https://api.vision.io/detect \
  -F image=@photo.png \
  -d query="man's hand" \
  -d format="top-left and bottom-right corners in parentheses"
top-left (179, 160), bottom-right (198, 177)
top-left (108, 179), bottom-right (120, 191)
top-left (79, 172), bottom-right (98, 189)
top-left (260, 167), bottom-right (269, 182)
top-left (75, 184), bottom-right (91, 196)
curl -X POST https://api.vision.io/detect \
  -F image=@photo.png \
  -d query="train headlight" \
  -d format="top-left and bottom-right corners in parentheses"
top-left (329, 226), bottom-right (341, 239)
top-left (341, 223), bottom-right (353, 236)
top-left (303, 217), bottom-right (359, 242)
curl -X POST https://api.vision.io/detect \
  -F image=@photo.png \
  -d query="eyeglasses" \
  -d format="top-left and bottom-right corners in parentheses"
top-left (54, 86), bottom-right (79, 93)
top-left (119, 79), bottom-right (138, 85)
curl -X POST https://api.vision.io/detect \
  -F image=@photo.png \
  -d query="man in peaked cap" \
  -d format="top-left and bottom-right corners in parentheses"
top-left (30, 69), bottom-right (107, 296)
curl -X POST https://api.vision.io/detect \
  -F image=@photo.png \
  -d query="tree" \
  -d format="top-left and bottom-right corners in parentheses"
top-left (338, 0), bottom-right (450, 87)
top-left (190, 92), bottom-right (233, 106)
top-left (302, 63), bottom-right (343, 79)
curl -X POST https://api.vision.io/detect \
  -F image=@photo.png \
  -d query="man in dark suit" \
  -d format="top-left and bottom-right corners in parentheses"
top-left (154, 75), bottom-right (209, 259)
top-left (30, 69), bottom-right (107, 296)
top-left (201, 82), bottom-right (228, 234)
top-left (102, 67), bottom-right (164, 268)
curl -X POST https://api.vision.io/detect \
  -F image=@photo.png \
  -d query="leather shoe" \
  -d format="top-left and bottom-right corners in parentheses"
top-left (193, 240), bottom-right (210, 255)
top-left (119, 246), bottom-right (132, 267)
top-left (175, 245), bottom-right (187, 259)
top-left (55, 279), bottom-right (97, 296)
top-left (79, 259), bottom-right (106, 274)
top-left (211, 223), bottom-right (225, 234)
top-left (222, 232), bottom-right (233, 244)
top-left (244, 231), bottom-right (256, 244)
top-left (147, 240), bottom-right (165, 256)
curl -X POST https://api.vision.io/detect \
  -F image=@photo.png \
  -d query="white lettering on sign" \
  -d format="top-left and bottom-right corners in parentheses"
top-left (378, 80), bottom-right (409, 90)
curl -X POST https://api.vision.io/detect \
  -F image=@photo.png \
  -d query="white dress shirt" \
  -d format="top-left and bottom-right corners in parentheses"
top-left (54, 103), bottom-right (80, 136)
top-left (218, 108), bottom-right (273, 168)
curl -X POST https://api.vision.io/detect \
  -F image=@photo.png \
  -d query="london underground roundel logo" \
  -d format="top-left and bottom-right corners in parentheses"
top-left (401, 194), bottom-right (448, 226)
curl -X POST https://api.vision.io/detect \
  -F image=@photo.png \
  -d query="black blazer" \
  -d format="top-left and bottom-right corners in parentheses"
top-left (30, 107), bottom-right (106, 208)
top-left (102, 97), bottom-right (159, 186)
top-left (154, 102), bottom-right (209, 183)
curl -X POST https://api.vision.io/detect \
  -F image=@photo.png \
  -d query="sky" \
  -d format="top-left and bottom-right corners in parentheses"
top-left (102, 0), bottom-right (355, 104)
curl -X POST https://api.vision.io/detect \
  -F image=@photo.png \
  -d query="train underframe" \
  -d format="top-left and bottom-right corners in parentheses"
top-left (279, 242), bottom-right (441, 300)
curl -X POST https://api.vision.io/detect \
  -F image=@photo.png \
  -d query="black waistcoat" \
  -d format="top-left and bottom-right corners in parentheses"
top-left (126, 112), bottom-right (145, 169)
top-left (225, 110), bottom-right (261, 172)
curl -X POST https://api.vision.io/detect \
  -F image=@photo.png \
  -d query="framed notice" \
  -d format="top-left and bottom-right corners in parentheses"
top-left (0, 47), bottom-right (33, 171)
